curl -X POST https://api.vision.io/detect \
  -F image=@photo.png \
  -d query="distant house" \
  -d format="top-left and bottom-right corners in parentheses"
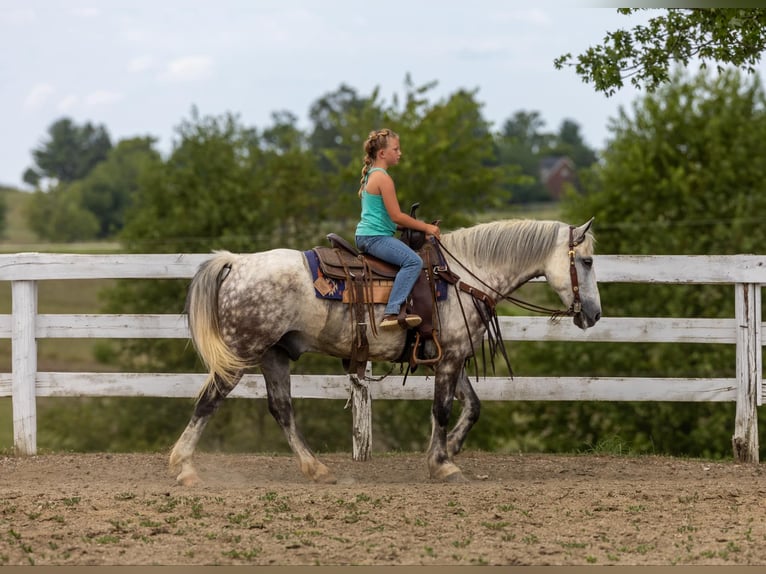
top-left (539, 156), bottom-right (577, 200)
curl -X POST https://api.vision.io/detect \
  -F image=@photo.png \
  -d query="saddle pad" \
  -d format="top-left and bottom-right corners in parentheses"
top-left (305, 249), bottom-right (343, 300)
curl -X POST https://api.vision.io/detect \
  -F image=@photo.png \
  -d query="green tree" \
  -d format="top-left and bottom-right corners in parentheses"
top-left (552, 119), bottom-right (598, 170)
top-left (24, 136), bottom-right (159, 241)
top-left (25, 183), bottom-right (100, 241)
top-left (495, 111), bottom-right (552, 203)
top-left (24, 117), bottom-right (112, 184)
top-left (472, 68), bottom-right (766, 459)
top-left (78, 137), bottom-right (161, 238)
top-left (308, 83), bottom-right (386, 175)
top-left (555, 8), bottom-right (766, 96)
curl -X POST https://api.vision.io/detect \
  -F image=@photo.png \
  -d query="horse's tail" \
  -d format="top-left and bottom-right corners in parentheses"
top-left (186, 250), bottom-right (249, 402)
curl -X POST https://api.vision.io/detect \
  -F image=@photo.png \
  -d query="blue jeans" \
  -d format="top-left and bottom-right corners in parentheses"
top-left (356, 235), bottom-right (422, 315)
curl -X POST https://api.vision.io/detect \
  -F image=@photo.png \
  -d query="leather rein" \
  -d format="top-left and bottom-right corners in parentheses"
top-left (434, 225), bottom-right (584, 320)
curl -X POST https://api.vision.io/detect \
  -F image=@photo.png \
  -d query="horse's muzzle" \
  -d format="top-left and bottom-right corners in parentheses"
top-left (573, 309), bottom-right (601, 330)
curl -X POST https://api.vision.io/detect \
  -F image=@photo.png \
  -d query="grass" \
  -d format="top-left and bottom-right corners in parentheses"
top-left (1, 188), bottom-right (37, 245)
top-left (0, 399), bottom-right (11, 451)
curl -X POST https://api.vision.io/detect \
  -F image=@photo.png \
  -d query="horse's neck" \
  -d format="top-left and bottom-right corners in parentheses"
top-left (441, 234), bottom-right (544, 296)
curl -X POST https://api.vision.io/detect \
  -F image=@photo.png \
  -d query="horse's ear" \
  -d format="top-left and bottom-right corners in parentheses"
top-left (573, 217), bottom-right (595, 244)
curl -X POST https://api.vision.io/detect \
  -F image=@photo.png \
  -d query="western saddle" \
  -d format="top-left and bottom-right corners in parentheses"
top-left (311, 204), bottom-right (449, 378)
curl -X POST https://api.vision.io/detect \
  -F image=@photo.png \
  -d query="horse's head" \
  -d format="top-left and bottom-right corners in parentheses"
top-left (544, 218), bottom-right (602, 330)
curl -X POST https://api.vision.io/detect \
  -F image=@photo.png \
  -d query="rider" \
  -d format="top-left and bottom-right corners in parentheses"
top-left (354, 128), bottom-right (440, 329)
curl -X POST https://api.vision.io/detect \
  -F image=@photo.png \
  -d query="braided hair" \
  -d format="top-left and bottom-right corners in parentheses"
top-left (358, 128), bottom-right (399, 196)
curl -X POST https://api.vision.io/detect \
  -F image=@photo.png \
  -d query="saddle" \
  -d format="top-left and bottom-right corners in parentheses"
top-left (312, 205), bottom-right (448, 377)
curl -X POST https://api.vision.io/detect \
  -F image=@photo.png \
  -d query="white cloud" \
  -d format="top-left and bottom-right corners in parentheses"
top-left (57, 94), bottom-right (79, 112)
top-left (128, 55), bottom-right (155, 73)
top-left (161, 56), bottom-right (213, 83)
top-left (85, 90), bottom-right (123, 106)
top-left (23, 83), bottom-right (55, 110)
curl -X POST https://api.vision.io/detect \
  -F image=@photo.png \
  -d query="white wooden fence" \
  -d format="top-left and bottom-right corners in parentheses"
top-left (0, 253), bottom-right (763, 462)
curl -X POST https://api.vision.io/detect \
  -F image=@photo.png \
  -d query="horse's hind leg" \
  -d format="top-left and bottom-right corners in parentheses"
top-left (262, 346), bottom-right (337, 484)
top-left (169, 371), bottom-right (242, 486)
top-left (446, 368), bottom-right (481, 459)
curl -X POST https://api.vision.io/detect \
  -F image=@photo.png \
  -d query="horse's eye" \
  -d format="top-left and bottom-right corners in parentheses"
top-left (581, 257), bottom-right (593, 268)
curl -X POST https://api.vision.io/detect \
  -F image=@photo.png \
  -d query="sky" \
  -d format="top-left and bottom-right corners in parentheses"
top-left (0, 1), bottom-right (662, 189)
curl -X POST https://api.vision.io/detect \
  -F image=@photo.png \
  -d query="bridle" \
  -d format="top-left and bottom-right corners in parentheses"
top-left (435, 225), bottom-right (585, 320)
top-left (567, 225), bottom-right (583, 315)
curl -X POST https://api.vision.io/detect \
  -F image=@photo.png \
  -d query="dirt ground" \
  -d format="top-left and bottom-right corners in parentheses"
top-left (1, 450), bottom-right (765, 566)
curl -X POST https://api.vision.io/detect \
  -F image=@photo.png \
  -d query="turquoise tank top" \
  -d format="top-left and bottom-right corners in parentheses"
top-left (355, 167), bottom-right (397, 236)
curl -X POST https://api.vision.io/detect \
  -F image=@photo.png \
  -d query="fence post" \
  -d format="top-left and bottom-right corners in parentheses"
top-left (350, 362), bottom-right (372, 461)
top-left (732, 283), bottom-right (761, 463)
top-left (11, 280), bottom-right (38, 456)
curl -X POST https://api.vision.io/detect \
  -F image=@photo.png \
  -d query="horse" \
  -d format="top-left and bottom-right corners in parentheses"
top-left (169, 218), bottom-right (602, 485)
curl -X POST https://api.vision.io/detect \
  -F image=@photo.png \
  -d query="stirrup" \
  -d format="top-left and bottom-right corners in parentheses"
top-left (411, 331), bottom-right (443, 366)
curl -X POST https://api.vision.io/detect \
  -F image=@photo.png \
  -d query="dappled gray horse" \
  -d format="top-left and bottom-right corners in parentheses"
top-left (170, 218), bottom-right (601, 484)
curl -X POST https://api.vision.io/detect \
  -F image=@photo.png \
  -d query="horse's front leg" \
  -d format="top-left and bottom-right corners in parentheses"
top-left (426, 357), bottom-right (468, 482)
top-left (446, 367), bottom-right (481, 459)
top-left (262, 347), bottom-right (337, 484)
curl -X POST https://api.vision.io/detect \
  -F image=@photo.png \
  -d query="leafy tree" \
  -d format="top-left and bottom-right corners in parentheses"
top-left (555, 8), bottom-right (766, 96)
top-left (468, 68), bottom-right (766, 459)
top-left (308, 84), bottom-right (386, 175)
top-left (24, 117), bottom-right (112, 184)
top-left (495, 111), bottom-right (552, 203)
top-left (78, 137), bottom-right (161, 238)
top-left (552, 119), bottom-right (598, 169)
top-left (24, 136), bottom-right (158, 241)
top-left (25, 183), bottom-right (100, 241)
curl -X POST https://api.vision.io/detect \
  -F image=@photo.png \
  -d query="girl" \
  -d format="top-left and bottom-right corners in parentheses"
top-left (354, 129), bottom-right (440, 329)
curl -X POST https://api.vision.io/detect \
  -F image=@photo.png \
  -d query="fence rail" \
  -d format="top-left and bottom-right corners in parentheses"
top-left (1, 253), bottom-right (763, 461)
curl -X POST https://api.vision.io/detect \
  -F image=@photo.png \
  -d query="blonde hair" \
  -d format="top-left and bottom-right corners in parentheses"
top-left (358, 128), bottom-right (399, 196)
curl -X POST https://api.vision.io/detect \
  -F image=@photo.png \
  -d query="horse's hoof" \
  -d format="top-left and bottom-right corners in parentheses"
top-left (444, 471), bottom-right (469, 483)
top-left (176, 469), bottom-right (201, 486)
top-left (312, 465), bottom-right (338, 484)
top-left (430, 461), bottom-right (468, 483)
top-left (314, 471), bottom-right (338, 485)
top-left (303, 460), bottom-right (337, 484)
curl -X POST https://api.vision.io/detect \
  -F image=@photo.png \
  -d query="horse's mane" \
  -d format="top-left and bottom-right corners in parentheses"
top-left (441, 219), bottom-right (564, 269)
